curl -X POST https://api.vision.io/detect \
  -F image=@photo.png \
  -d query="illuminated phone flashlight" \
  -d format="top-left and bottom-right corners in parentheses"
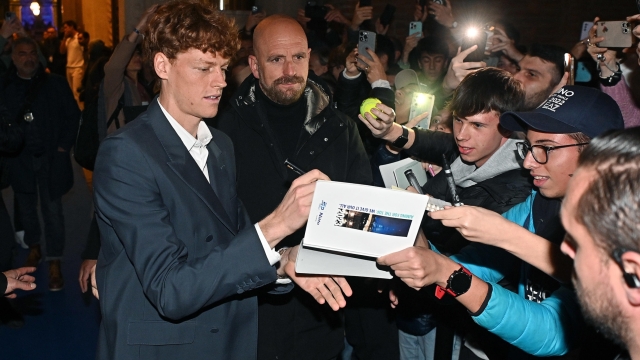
top-left (414, 93), bottom-right (430, 105)
top-left (465, 26), bottom-right (480, 39)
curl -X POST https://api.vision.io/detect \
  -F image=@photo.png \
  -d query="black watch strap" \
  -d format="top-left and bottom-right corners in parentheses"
top-left (390, 125), bottom-right (409, 148)
top-left (435, 265), bottom-right (472, 299)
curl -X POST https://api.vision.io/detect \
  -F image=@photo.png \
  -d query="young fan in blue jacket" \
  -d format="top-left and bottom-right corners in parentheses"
top-left (380, 86), bottom-right (624, 357)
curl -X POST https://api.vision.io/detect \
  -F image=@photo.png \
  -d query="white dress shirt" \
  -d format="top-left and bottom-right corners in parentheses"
top-left (158, 99), bottom-right (282, 267)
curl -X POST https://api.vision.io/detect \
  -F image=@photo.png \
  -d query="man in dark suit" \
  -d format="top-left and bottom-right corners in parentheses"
top-left (91, 2), bottom-right (351, 359)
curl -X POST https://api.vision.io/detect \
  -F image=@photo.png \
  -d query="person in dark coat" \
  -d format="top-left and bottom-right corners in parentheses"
top-left (217, 15), bottom-right (373, 360)
top-left (91, 2), bottom-right (350, 359)
top-left (0, 36), bottom-right (79, 291)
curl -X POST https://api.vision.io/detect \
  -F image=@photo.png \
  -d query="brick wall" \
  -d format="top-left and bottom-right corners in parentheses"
top-left (331, 0), bottom-right (638, 51)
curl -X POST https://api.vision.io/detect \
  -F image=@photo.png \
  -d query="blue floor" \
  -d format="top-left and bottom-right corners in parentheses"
top-left (0, 161), bottom-right (101, 359)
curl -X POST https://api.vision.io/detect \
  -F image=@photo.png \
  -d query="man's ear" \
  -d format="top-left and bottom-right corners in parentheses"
top-left (621, 251), bottom-right (640, 306)
top-left (551, 71), bottom-right (570, 94)
top-left (249, 55), bottom-right (259, 79)
top-left (154, 52), bottom-right (170, 80)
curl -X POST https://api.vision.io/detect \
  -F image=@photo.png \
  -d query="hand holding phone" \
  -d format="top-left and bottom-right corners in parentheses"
top-left (461, 26), bottom-right (488, 62)
top-left (379, 4), bottom-right (396, 27)
top-left (357, 30), bottom-right (377, 62)
top-left (409, 22), bottom-right (422, 38)
top-left (596, 21), bottom-right (632, 48)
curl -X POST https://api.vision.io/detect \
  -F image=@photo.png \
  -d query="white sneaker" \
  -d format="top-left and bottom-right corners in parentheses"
top-left (15, 231), bottom-right (28, 250)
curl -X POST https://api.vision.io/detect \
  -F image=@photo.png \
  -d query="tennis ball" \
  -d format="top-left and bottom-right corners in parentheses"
top-left (360, 98), bottom-right (382, 119)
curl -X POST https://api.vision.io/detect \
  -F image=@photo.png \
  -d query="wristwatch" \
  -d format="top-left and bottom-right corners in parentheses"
top-left (390, 125), bottom-right (409, 148)
top-left (435, 265), bottom-right (472, 299)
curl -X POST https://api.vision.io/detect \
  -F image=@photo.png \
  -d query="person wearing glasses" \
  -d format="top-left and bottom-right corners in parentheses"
top-left (379, 86), bottom-right (624, 358)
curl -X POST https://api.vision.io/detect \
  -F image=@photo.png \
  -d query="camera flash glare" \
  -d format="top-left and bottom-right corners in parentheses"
top-left (465, 27), bottom-right (479, 38)
top-left (415, 93), bottom-right (429, 105)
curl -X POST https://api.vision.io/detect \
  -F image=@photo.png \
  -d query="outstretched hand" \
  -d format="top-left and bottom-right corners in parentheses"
top-left (283, 246), bottom-right (352, 311)
top-left (428, 205), bottom-right (516, 247)
top-left (357, 102), bottom-right (396, 139)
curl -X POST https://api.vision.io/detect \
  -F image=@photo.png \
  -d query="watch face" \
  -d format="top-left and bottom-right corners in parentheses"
top-left (449, 270), bottom-right (472, 295)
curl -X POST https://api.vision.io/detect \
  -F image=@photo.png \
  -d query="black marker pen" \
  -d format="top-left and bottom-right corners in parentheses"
top-left (441, 154), bottom-right (462, 206)
top-left (284, 159), bottom-right (306, 176)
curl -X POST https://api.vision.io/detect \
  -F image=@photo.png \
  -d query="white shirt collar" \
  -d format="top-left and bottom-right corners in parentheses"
top-left (157, 98), bottom-right (212, 150)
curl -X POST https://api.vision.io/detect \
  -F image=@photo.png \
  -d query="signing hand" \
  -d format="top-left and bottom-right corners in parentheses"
top-left (3, 267), bottom-right (36, 298)
top-left (283, 246), bottom-right (353, 311)
top-left (79, 259), bottom-right (97, 293)
top-left (259, 170), bottom-right (330, 246)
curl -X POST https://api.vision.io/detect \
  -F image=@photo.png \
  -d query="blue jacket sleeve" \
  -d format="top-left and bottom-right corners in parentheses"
top-left (472, 283), bottom-right (582, 356)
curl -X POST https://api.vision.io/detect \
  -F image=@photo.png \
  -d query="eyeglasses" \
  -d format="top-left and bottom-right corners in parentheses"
top-left (516, 141), bottom-right (589, 164)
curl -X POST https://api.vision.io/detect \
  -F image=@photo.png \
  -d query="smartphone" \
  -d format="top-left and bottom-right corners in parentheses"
top-left (409, 21), bottom-right (422, 37)
top-left (379, 4), bottom-right (396, 27)
top-left (358, 30), bottom-right (377, 63)
top-left (251, 5), bottom-right (260, 14)
top-left (461, 27), bottom-right (488, 62)
top-left (5, 12), bottom-right (16, 22)
top-left (305, 2), bottom-right (328, 20)
top-left (418, 0), bottom-right (427, 6)
top-left (564, 53), bottom-right (575, 86)
top-left (580, 21), bottom-right (592, 40)
top-left (410, 92), bottom-right (435, 129)
top-left (596, 21), bottom-right (632, 48)
top-left (359, 0), bottom-right (372, 6)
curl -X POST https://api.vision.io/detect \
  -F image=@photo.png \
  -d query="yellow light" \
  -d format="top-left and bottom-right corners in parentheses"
top-left (30, 1), bottom-right (40, 16)
top-left (465, 27), bottom-right (479, 38)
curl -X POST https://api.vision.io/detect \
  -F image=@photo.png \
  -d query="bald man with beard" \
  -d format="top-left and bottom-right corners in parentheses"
top-left (217, 15), bottom-right (381, 360)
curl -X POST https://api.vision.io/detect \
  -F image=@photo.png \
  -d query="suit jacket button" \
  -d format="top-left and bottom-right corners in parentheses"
top-left (210, 328), bottom-right (219, 333)
top-left (205, 235), bottom-right (213, 242)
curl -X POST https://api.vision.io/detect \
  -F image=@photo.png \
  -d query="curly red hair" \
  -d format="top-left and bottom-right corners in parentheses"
top-left (143, 0), bottom-right (239, 63)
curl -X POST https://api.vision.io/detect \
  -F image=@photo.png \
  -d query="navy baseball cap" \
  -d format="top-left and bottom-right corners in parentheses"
top-left (499, 86), bottom-right (624, 138)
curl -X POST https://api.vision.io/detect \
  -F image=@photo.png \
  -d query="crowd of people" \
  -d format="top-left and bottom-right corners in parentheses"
top-left (1, 1), bottom-right (640, 360)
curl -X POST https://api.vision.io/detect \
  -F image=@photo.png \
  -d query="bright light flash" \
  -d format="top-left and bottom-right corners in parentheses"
top-left (30, 1), bottom-right (40, 16)
top-left (415, 93), bottom-right (428, 105)
top-left (465, 27), bottom-right (479, 38)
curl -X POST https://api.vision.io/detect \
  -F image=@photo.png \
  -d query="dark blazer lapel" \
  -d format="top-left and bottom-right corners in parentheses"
top-left (146, 98), bottom-right (236, 235)
top-left (206, 138), bottom-right (238, 227)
